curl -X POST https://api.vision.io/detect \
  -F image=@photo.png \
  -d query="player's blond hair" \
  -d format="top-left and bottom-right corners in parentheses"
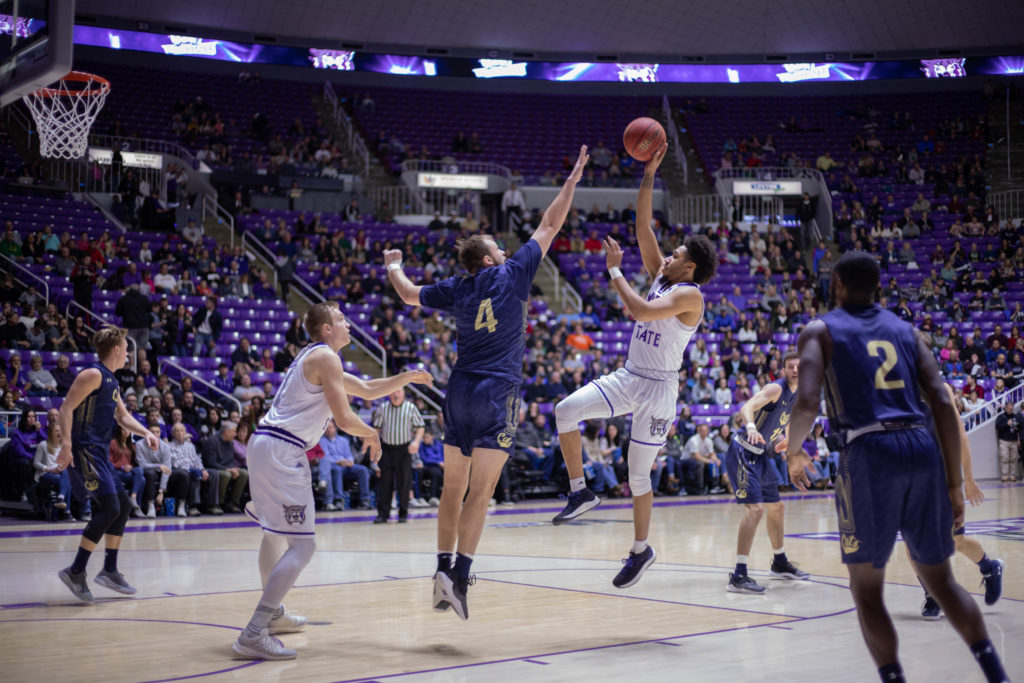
top-left (92, 325), bottom-right (128, 359)
top-left (304, 301), bottom-right (340, 341)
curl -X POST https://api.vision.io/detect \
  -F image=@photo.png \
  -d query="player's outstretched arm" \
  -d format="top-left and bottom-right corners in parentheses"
top-left (55, 368), bottom-right (102, 469)
top-left (636, 143), bottom-right (668, 280)
top-left (343, 369), bottom-right (434, 401)
top-left (309, 349), bottom-right (383, 462)
top-left (945, 382), bottom-right (983, 505)
top-left (384, 249), bottom-right (422, 307)
top-left (787, 320), bottom-right (829, 491)
top-left (917, 334), bottom-right (964, 526)
top-left (531, 145), bottom-right (589, 257)
top-left (604, 236), bottom-right (701, 322)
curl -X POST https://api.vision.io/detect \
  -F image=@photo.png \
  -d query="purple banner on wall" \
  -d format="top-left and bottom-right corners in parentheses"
top-left (71, 24), bottom-right (1024, 83)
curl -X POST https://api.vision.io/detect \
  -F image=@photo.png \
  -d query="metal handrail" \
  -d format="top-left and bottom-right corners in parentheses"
top-left (989, 189), bottom-right (1024, 222)
top-left (65, 299), bottom-right (137, 373)
top-left (323, 80), bottom-right (369, 175)
top-left (366, 185), bottom-right (428, 216)
top-left (400, 158), bottom-right (512, 178)
top-left (240, 229), bottom-right (390, 378)
top-left (89, 134), bottom-right (198, 170)
top-left (0, 253), bottom-right (48, 307)
top-left (661, 95), bottom-right (687, 187)
top-left (201, 193), bottom-right (236, 248)
top-left (158, 358), bottom-right (242, 414)
top-left (961, 382), bottom-right (1024, 432)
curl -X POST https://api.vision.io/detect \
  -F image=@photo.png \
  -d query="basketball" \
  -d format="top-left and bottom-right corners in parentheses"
top-left (623, 117), bottom-right (666, 162)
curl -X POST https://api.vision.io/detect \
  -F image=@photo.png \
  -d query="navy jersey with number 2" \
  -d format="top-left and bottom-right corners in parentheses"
top-left (819, 303), bottom-right (952, 569)
top-left (419, 239), bottom-right (542, 456)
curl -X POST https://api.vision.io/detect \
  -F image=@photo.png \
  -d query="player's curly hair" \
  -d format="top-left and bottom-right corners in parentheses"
top-left (457, 234), bottom-right (495, 275)
top-left (684, 234), bottom-right (718, 285)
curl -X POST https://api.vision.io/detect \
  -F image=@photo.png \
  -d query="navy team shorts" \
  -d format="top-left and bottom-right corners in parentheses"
top-left (442, 370), bottom-right (521, 457)
top-left (69, 443), bottom-right (119, 500)
top-left (723, 439), bottom-right (780, 505)
top-left (834, 427), bottom-right (954, 568)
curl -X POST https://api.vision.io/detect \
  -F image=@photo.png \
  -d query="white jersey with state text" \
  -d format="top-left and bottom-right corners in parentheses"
top-left (625, 275), bottom-right (703, 381)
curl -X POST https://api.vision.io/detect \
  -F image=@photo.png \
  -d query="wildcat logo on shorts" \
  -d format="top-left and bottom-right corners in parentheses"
top-left (496, 431), bottom-right (513, 448)
top-left (841, 533), bottom-right (860, 555)
top-left (649, 417), bottom-right (669, 438)
top-left (283, 504), bottom-right (307, 526)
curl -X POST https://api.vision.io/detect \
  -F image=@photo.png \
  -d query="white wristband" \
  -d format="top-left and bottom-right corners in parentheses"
top-left (608, 267), bottom-right (623, 280)
top-left (386, 262), bottom-right (402, 272)
top-left (745, 423), bottom-right (757, 432)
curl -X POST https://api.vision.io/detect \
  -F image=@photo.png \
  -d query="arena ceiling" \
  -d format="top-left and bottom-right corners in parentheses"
top-left (76, 0), bottom-right (1024, 59)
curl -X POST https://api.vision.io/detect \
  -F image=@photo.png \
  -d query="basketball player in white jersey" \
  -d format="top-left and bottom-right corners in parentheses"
top-left (553, 145), bottom-right (719, 588)
top-left (233, 302), bottom-right (431, 660)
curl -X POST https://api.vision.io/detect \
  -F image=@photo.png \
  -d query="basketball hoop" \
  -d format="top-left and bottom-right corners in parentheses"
top-left (22, 71), bottom-right (110, 159)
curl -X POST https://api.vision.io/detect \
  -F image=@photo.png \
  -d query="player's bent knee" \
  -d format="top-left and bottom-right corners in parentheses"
top-left (288, 536), bottom-right (316, 565)
top-left (628, 473), bottom-right (652, 497)
top-left (745, 503), bottom-right (765, 518)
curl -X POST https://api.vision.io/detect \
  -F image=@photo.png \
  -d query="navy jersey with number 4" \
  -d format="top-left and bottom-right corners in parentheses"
top-left (820, 304), bottom-right (926, 431)
top-left (419, 239), bottom-right (541, 384)
top-left (750, 379), bottom-right (796, 453)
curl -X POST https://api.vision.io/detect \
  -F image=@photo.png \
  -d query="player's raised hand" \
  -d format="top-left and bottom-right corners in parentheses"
top-left (567, 145), bottom-right (590, 184)
top-left (604, 236), bottom-right (623, 269)
top-left (747, 427), bottom-right (767, 446)
top-left (402, 369), bottom-right (434, 388)
top-left (644, 142), bottom-right (669, 176)
top-left (383, 249), bottom-right (403, 267)
top-left (787, 449), bottom-right (812, 492)
top-left (362, 432), bottom-right (383, 464)
top-left (964, 478), bottom-right (984, 506)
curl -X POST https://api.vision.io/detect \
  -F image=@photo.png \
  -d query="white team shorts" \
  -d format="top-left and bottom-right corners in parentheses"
top-left (592, 368), bottom-right (679, 447)
top-left (244, 432), bottom-right (315, 536)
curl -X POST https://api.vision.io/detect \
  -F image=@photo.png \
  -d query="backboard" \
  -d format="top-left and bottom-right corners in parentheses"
top-left (0, 0), bottom-right (74, 107)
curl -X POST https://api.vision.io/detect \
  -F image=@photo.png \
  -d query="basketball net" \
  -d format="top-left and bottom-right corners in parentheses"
top-left (22, 71), bottom-right (110, 159)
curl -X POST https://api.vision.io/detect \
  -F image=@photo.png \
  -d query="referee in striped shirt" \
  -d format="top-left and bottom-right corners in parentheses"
top-left (373, 387), bottom-right (424, 523)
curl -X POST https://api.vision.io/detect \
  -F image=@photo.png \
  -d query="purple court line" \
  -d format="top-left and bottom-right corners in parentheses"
top-left (1, 601), bottom-right (48, 609)
top-left (522, 659), bottom-right (550, 664)
top-left (478, 575), bottom-right (805, 619)
top-left (141, 661), bottom-right (263, 683)
top-left (331, 606), bottom-right (857, 683)
top-left (656, 641), bottom-right (682, 646)
top-left (0, 616), bottom-right (265, 680)
top-left (767, 625), bottom-right (794, 630)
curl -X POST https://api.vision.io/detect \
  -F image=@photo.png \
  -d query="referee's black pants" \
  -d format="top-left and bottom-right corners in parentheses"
top-left (377, 443), bottom-right (412, 520)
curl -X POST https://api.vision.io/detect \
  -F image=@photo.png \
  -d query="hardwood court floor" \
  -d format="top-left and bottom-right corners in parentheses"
top-left (0, 484), bottom-right (1022, 682)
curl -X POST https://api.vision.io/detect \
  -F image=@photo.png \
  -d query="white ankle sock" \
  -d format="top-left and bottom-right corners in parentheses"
top-left (736, 554), bottom-right (749, 565)
top-left (773, 546), bottom-right (785, 556)
top-left (245, 600), bottom-right (278, 636)
top-left (632, 539), bottom-right (648, 554)
top-left (570, 477), bottom-right (586, 493)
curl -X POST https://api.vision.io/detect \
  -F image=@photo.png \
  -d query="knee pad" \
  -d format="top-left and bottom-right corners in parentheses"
top-left (287, 536), bottom-right (316, 567)
top-left (106, 488), bottom-right (133, 537)
top-left (555, 384), bottom-right (608, 434)
top-left (81, 493), bottom-right (123, 543)
top-left (626, 443), bottom-right (661, 497)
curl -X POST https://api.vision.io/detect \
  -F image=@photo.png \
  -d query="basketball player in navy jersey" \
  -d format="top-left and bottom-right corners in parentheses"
top-left (552, 144), bottom-right (719, 589)
top-left (385, 145), bottom-right (589, 620)
top-left (55, 327), bottom-right (161, 602)
top-left (723, 350), bottom-right (810, 594)
top-left (783, 252), bottom-right (1009, 683)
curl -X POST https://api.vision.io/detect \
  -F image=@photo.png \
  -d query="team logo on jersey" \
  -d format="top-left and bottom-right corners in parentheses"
top-left (841, 533), bottom-right (860, 555)
top-left (649, 417), bottom-right (669, 438)
top-left (735, 488), bottom-right (747, 499)
top-left (283, 504), bottom-right (307, 526)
